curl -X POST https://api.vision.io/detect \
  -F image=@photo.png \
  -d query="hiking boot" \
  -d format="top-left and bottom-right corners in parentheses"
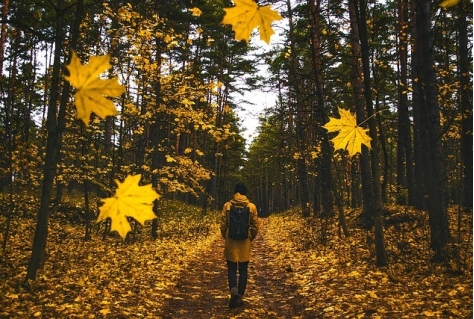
top-left (235, 295), bottom-right (244, 307)
top-left (229, 287), bottom-right (239, 309)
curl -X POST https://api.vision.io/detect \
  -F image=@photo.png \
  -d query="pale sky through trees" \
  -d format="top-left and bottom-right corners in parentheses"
top-left (236, 7), bottom-right (287, 146)
top-left (238, 74), bottom-right (282, 147)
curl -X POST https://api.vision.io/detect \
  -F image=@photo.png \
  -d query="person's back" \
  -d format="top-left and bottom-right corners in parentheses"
top-left (220, 183), bottom-right (259, 308)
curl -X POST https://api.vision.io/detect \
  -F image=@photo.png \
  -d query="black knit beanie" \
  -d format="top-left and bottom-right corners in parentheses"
top-left (234, 183), bottom-right (247, 195)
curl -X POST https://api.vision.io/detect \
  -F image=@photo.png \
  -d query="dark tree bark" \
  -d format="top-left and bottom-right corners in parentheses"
top-left (287, 0), bottom-right (310, 217)
top-left (396, 0), bottom-right (415, 205)
top-left (26, 0), bottom-right (84, 282)
top-left (350, 0), bottom-right (388, 267)
top-left (276, 74), bottom-right (292, 212)
top-left (350, 161), bottom-right (361, 208)
top-left (0, 0), bottom-right (9, 191)
top-left (410, 0), bottom-right (425, 210)
top-left (308, 0), bottom-right (334, 219)
top-left (0, 0), bottom-right (8, 75)
top-left (150, 33), bottom-right (166, 239)
top-left (374, 96), bottom-right (390, 202)
top-left (0, 0), bottom-right (12, 250)
top-left (349, 0), bottom-right (374, 228)
top-left (458, 2), bottom-right (473, 210)
top-left (414, 0), bottom-right (449, 261)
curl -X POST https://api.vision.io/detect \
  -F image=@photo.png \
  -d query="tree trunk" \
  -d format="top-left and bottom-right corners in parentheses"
top-left (150, 29), bottom-right (166, 239)
top-left (458, 2), bottom-right (473, 210)
top-left (0, 0), bottom-right (11, 250)
top-left (287, 0), bottom-right (310, 217)
top-left (277, 76), bottom-right (291, 212)
top-left (349, 0), bottom-right (374, 228)
top-left (350, 161), bottom-right (361, 208)
top-left (374, 96), bottom-right (390, 202)
top-left (332, 174), bottom-right (350, 238)
top-left (25, 0), bottom-right (83, 282)
top-left (350, 0), bottom-right (387, 267)
top-left (0, 0), bottom-right (8, 75)
top-left (396, 0), bottom-right (415, 206)
top-left (410, 0), bottom-right (425, 210)
top-left (414, 0), bottom-right (449, 261)
top-left (81, 125), bottom-right (92, 241)
top-left (358, 0), bottom-right (387, 267)
top-left (308, 0), bottom-right (334, 218)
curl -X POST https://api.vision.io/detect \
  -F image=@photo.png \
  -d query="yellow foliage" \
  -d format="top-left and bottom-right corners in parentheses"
top-left (189, 7), bottom-right (202, 17)
top-left (96, 174), bottom-right (160, 239)
top-left (222, 0), bottom-right (282, 44)
top-left (0, 200), bottom-right (472, 317)
top-left (439, 0), bottom-right (460, 9)
top-left (323, 107), bottom-right (372, 157)
top-left (64, 51), bottom-right (125, 125)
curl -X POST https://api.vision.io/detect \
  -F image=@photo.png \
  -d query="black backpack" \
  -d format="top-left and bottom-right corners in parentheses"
top-left (228, 204), bottom-right (250, 240)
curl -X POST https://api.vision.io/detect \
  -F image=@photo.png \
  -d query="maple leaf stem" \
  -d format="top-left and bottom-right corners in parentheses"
top-left (357, 109), bottom-right (387, 127)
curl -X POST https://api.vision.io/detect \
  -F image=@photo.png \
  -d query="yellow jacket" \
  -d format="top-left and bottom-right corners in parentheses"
top-left (220, 193), bottom-right (259, 262)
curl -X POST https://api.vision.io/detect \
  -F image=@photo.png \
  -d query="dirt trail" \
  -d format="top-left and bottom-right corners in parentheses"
top-left (158, 218), bottom-right (319, 318)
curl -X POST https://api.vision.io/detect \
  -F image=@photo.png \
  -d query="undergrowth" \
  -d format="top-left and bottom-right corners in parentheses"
top-left (277, 205), bottom-right (473, 276)
top-left (0, 193), bottom-right (472, 318)
top-left (263, 205), bottom-right (473, 317)
top-left (0, 196), bottom-right (221, 318)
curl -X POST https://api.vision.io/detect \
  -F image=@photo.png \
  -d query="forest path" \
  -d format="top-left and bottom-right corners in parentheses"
top-left (157, 218), bottom-right (319, 318)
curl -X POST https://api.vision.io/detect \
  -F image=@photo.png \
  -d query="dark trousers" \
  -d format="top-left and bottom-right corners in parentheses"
top-left (226, 260), bottom-right (249, 296)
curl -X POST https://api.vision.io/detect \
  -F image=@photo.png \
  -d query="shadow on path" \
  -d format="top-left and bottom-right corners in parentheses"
top-left (157, 238), bottom-right (230, 318)
top-left (248, 218), bottom-right (321, 318)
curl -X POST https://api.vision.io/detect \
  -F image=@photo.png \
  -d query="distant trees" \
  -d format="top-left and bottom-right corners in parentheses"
top-left (244, 0), bottom-right (472, 263)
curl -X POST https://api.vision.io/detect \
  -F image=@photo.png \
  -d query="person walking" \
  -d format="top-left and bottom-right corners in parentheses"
top-left (220, 183), bottom-right (259, 308)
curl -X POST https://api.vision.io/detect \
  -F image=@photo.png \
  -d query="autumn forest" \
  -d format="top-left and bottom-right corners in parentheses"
top-left (0, 0), bottom-right (472, 318)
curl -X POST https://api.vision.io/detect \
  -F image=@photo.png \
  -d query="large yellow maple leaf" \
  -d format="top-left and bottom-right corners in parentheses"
top-left (222, 0), bottom-right (282, 44)
top-left (64, 51), bottom-right (125, 125)
top-left (96, 174), bottom-right (160, 239)
top-left (322, 108), bottom-right (372, 157)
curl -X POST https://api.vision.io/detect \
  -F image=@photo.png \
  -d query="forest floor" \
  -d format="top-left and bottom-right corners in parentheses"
top-left (0, 200), bottom-right (473, 318)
